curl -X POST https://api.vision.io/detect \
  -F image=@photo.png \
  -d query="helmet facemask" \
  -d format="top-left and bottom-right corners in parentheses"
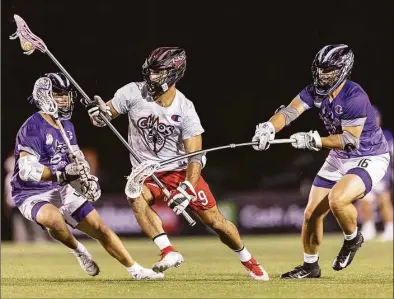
top-left (141, 47), bottom-right (187, 99)
top-left (312, 45), bottom-right (354, 96)
top-left (52, 90), bottom-right (76, 120)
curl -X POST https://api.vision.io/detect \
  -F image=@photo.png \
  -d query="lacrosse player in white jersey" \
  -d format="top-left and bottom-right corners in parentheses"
top-left (88, 47), bottom-right (269, 280)
top-left (12, 72), bottom-right (163, 280)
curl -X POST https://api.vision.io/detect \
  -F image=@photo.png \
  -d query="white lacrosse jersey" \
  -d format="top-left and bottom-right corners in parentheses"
top-left (111, 82), bottom-right (205, 172)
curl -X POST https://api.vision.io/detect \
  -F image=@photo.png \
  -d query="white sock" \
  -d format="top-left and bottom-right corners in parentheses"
top-left (126, 262), bottom-right (142, 274)
top-left (384, 222), bottom-right (393, 232)
top-left (344, 227), bottom-right (358, 241)
top-left (153, 234), bottom-right (171, 250)
top-left (234, 246), bottom-right (252, 262)
top-left (73, 241), bottom-right (87, 254)
top-left (363, 220), bottom-right (375, 228)
top-left (304, 253), bottom-right (319, 264)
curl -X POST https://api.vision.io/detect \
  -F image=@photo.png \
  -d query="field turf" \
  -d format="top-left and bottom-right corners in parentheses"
top-left (1, 234), bottom-right (393, 298)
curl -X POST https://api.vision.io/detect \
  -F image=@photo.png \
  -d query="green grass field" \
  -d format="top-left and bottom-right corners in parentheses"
top-left (1, 234), bottom-right (393, 298)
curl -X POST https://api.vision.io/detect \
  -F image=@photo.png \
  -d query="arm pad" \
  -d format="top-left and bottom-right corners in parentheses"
top-left (339, 131), bottom-right (360, 152)
top-left (277, 106), bottom-right (300, 126)
top-left (188, 153), bottom-right (207, 168)
top-left (18, 155), bottom-right (44, 182)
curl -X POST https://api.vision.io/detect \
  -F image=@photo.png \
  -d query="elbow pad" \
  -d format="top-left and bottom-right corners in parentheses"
top-left (188, 153), bottom-right (207, 168)
top-left (339, 131), bottom-right (360, 152)
top-left (18, 155), bottom-right (44, 182)
top-left (277, 106), bottom-right (300, 126)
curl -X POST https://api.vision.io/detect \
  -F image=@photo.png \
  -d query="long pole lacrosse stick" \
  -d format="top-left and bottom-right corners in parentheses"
top-left (160, 138), bottom-right (296, 167)
top-left (10, 14), bottom-right (196, 226)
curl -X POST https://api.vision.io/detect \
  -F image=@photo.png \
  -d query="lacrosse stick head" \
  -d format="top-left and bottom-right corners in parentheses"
top-left (31, 77), bottom-right (58, 117)
top-left (125, 161), bottom-right (161, 198)
top-left (9, 14), bottom-right (47, 55)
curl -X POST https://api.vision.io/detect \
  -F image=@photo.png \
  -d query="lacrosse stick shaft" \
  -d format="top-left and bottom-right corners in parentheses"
top-left (10, 16), bottom-right (196, 226)
top-left (160, 139), bottom-right (296, 167)
top-left (54, 119), bottom-right (76, 156)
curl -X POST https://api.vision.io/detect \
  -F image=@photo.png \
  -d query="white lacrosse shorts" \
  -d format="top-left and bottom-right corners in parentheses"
top-left (18, 184), bottom-right (95, 229)
top-left (313, 153), bottom-right (390, 195)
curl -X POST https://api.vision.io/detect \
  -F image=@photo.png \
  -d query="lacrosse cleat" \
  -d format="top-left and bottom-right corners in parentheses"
top-left (129, 264), bottom-right (165, 280)
top-left (152, 246), bottom-right (184, 273)
top-left (72, 250), bottom-right (100, 276)
top-left (242, 257), bottom-right (270, 281)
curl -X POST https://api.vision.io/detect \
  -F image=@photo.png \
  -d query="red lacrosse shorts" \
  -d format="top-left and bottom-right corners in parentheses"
top-left (144, 171), bottom-right (216, 212)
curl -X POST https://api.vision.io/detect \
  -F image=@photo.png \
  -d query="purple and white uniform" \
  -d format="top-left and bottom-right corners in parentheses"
top-left (364, 129), bottom-right (393, 201)
top-left (297, 80), bottom-right (390, 194)
top-left (11, 112), bottom-right (94, 228)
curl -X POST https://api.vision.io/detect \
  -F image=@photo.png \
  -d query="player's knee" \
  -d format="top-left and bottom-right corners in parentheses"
top-left (303, 207), bottom-right (315, 224)
top-left (43, 213), bottom-right (66, 232)
top-left (328, 189), bottom-right (347, 210)
top-left (95, 223), bottom-right (112, 240)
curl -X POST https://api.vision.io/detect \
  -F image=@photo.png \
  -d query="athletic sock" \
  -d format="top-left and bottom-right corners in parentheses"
top-left (344, 227), bottom-right (358, 241)
top-left (153, 233), bottom-right (172, 250)
top-left (73, 241), bottom-right (87, 254)
top-left (234, 246), bottom-right (252, 262)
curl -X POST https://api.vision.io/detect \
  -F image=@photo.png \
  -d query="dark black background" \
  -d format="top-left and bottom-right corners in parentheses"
top-left (2, 0), bottom-right (393, 194)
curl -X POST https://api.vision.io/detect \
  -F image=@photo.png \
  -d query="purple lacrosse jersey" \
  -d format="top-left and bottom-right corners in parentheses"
top-left (298, 80), bottom-right (389, 159)
top-left (11, 112), bottom-right (78, 207)
top-left (381, 129), bottom-right (393, 184)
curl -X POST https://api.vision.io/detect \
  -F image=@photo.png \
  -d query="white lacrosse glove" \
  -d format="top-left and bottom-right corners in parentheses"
top-left (70, 175), bottom-right (101, 202)
top-left (167, 180), bottom-right (197, 215)
top-left (87, 95), bottom-right (112, 127)
top-left (290, 130), bottom-right (322, 151)
top-left (252, 122), bottom-right (275, 151)
top-left (81, 175), bottom-right (101, 202)
top-left (56, 161), bottom-right (90, 185)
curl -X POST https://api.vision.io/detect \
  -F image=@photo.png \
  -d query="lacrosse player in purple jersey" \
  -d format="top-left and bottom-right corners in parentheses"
top-left (359, 106), bottom-right (393, 242)
top-left (11, 72), bottom-right (163, 280)
top-left (252, 44), bottom-right (390, 278)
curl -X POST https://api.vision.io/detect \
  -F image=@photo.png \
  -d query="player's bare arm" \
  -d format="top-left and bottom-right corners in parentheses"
top-left (184, 135), bottom-right (203, 188)
top-left (252, 97), bottom-right (308, 151)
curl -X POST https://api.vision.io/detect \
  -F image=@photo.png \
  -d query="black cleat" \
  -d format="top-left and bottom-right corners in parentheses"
top-left (280, 264), bottom-right (321, 279)
top-left (332, 231), bottom-right (364, 271)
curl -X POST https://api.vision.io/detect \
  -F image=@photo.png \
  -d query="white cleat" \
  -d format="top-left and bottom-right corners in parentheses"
top-left (72, 250), bottom-right (100, 276)
top-left (242, 257), bottom-right (270, 281)
top-left (152, 251), bottom-right (184, 273)
top-left (130, 268), bottom-right (165, 280)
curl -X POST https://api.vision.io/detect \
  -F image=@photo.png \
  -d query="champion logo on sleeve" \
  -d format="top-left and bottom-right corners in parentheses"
top-left (171, 115), bottom-right (182, 122)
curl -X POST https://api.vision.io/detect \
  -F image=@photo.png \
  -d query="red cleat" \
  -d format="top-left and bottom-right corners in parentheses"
top-left (241, 257), bottom-right (270, 281)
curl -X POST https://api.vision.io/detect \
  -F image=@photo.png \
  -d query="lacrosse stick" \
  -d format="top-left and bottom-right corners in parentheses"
top-left (10, 14), bottom-right (196, 226)
top-left (160, 139), bottom-right (296, 167)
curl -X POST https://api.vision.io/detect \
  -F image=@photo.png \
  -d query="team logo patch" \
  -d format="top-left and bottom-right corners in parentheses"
top-left (171, 115), bottom-right (182, 122)
top-left (46, 133), bottom-right (53, 145)
top-left (67, 130), bottom-right (73, 140)
top-left (137, 114), bottom-right (174, 153)
top-left (334, 105), bottom-right (343, 115)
